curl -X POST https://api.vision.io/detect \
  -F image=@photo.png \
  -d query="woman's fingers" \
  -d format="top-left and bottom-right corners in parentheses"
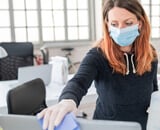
top-left (54, 108), bottom-right (68, 126)
top-left (37, 108), bottom-right (46, 119)
top-left (48, 109), bottom-right (58, 130)
top-left (43, 109), bottom-right (52, 129)
top-left (37, 99), bottom-right (77, 130)
top-left (54, 100), bottom-right (77, 126)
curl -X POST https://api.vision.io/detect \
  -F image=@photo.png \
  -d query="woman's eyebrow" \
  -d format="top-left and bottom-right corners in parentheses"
top-left (109, 17), bottom-right (137, 22)
top-left (124, 17), bottom-right (137, 21)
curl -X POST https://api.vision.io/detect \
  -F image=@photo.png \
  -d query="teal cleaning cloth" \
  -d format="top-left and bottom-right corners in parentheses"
top-left (38, 112), bottom-right (80, 130)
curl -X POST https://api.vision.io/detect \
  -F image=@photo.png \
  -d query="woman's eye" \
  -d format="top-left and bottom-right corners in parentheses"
top-left (126, 22), bottom-right (133, 26)
top-left (111, 23), bottom-right (117, 27)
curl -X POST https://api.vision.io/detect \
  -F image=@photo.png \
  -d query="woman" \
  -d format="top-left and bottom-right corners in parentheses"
top-left (37, 0), bottom-right (158, 130)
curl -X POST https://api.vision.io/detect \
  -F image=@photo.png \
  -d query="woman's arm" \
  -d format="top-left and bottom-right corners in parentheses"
top-left (37, 48), bottom-right (101, 130)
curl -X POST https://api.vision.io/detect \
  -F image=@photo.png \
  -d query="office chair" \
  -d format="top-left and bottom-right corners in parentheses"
top-left (0, 46), bottom-right (8, 58)
top-left (40, 46), bottom-right (49, 64)
top-left (7, 78), bottom-right (47, 115)
top-left (0, 42), bottom-right (34, 80)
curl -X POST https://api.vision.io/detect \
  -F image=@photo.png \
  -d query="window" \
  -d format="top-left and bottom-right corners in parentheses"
top-left (13, 0), bottom-right (39, 42)
top-left (0, 0), bottom-right (11, 42)
top-left (0, 0), bottom-right (95, 45)
top-left (140, 0), bottom-right (160, 38)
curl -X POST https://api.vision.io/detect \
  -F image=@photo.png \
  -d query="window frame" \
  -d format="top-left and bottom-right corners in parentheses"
top-left (0, 0), bottom-right (96, 47)
top-left (140, 0), bottom-right (160, 40)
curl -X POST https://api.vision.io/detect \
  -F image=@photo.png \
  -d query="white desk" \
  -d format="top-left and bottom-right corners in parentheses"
top-left (0, 75), bottom-right (97, 116)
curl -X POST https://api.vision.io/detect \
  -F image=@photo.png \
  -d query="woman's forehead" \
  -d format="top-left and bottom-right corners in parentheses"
top-left (108, 7), bottom-right (137, 22)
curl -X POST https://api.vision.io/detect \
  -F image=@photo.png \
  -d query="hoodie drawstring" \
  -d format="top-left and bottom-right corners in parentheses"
top-left (124, 53), bottom-right (136, 75)
top-left (131, 54), bottom-right (136, 73)
top-left (124, 53), bottom-right (129, 75)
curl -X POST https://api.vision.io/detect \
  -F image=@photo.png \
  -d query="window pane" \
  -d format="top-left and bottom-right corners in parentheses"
top-left (0, 11), bottom-right (10, 26)
top-left (41, 11), bottom-right (53, 26)
top-left (67, 0), bottom-right (77, 9)
top-left (67, 10), bottom-right (77, 26)
top-left (0, 0), bottom-right (9, 9)
top-left (140, 0), bottom-right (149, 4)
top-left (15, 28), bottom-right (27, 41)
top-left (0, 28), bottom-right (11, 42)
top-left (26, 0), bottom-right (37, 9)
top-left (42, 28), bottom-right (54, 41)
top-left (28, 28), bottom-right (39, 41)
top-left (151, 6), bottom-right (160, 16)
top-left (151, 17), bottom-right (160, 27)
top-left (27, 11), bottom-right (38, 26)
top-left (10, 0), bottom-right (92, 43)
top-left (55, 27), bottom-right (65, 40)
top-left (53, 0), bottom-right (64, 9)
top-left (79, 27), bottom-right (89, 39)
top-left (53, 10), bottom-right (64, 26)
top-left (152, 0), bottom-right (160, 5)
top-left (41, 0), bottom-right (52, 9)
top-left (78, 10), bottom-right (88, 26)
top-left (14, 11), bottom-right (26, 26)
top-left (151, 28), bottom-right (160, 38)
top-left (77, 0), bottom-right (88, 9)
top-left (143, 5), bottom-right (150, 17)
top-left (68, 27), bottom-right (78, 40)
top-left (13, 0), bottom-right (25, 9)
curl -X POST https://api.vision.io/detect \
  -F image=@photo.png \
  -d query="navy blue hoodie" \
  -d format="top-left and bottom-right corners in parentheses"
top-left (59, 47), bottom-right (158, 130)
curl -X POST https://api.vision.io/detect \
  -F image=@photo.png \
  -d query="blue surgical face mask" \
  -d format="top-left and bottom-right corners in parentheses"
top-left (109, 24), bottom-right (140, 46)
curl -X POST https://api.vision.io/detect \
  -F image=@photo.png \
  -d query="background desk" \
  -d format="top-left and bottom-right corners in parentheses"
top-left (0, 75), bottom-right (97, 118)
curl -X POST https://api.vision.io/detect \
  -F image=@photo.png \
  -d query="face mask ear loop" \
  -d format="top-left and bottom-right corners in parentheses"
top-left (131, 54), bottom-right (136, 73)
top-left (124, 53), bottom-right (129, 75)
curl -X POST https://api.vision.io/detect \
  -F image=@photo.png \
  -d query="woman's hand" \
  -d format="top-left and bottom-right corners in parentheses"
top-left (37, 99), bottom-right (77, 130)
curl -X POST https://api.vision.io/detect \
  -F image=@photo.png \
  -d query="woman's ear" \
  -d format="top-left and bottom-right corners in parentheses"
top-left (138, 21), bottom-right (142, 30)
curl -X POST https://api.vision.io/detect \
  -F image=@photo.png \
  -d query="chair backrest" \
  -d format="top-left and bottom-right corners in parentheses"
top-left (7, 78), bottom-right (47, 115)
top-left (0, 42), bottom-right (34, 81)
top-left (40, 47), bottom-right (49, 64)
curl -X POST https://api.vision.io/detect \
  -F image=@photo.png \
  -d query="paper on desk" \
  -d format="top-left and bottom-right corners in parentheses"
top-left (38, 112), bottom-right (80, 130)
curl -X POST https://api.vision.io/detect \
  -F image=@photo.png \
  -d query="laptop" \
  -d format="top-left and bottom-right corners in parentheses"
top-left (0, 114), bottom-right (141, 130)
top-left (78, 118), bottom-right (141, 130)
top-left (18, 64), bottom-right (52, 86)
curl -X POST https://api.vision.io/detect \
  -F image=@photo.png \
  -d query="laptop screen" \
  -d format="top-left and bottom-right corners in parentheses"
top-left (18, 64), bottom-right (52, 86)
